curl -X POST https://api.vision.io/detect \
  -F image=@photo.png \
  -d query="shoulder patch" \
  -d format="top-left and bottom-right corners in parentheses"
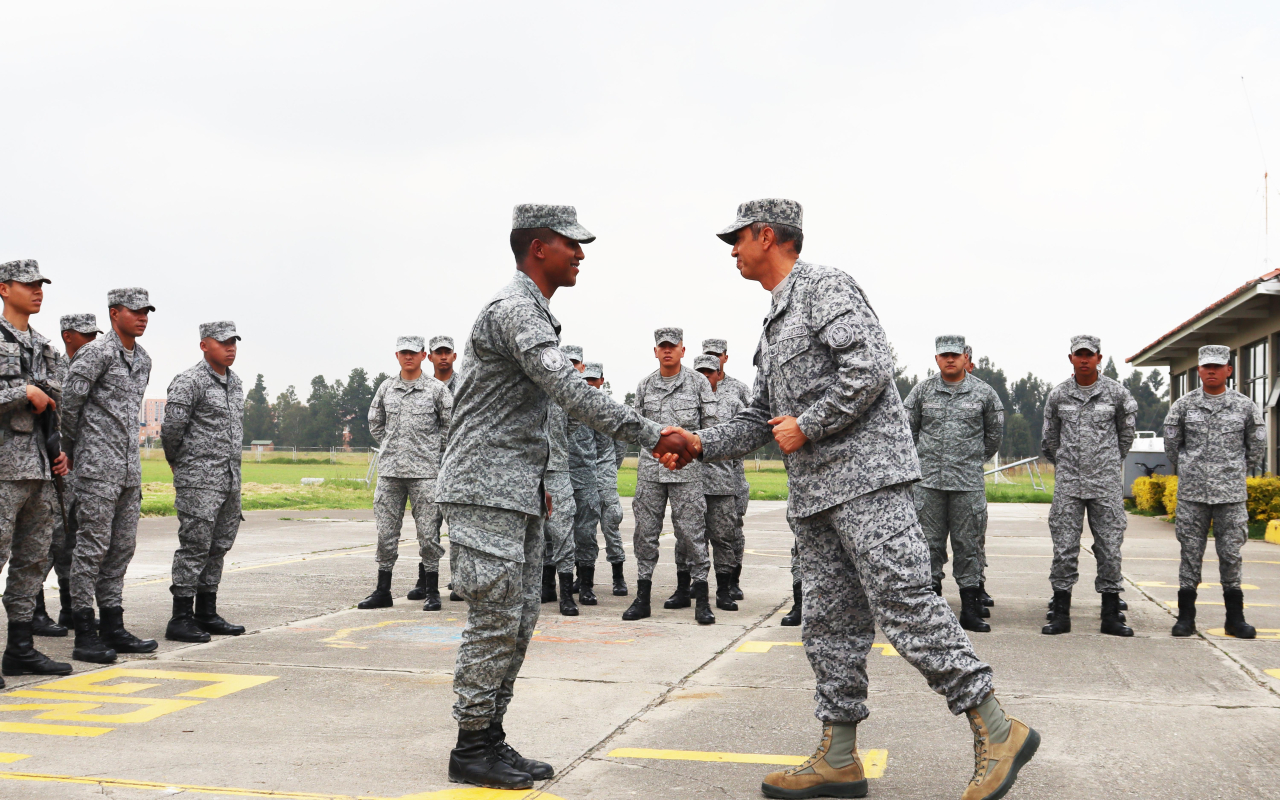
top-left (70, 377), bottom-right (91, 395)
top-left (540, 347), bottom-right (567, 372)
top-left (166, 404), bottom-right (188, 419)
top-left (828, 321), bottom-right (855, 349)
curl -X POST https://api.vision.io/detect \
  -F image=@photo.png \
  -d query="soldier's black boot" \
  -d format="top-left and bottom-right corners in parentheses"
top-left (729, 563), bottom-right (744, 601)
top-left (71, 609), bottom-right (117, 663)
top-left (622, 579), bottom-right (651, 621)
top-left (407, 563), bottom-right (428, 601)
top-left (664, 570), bottom-right (691, 609)
top-left (99, 606), bottom-right (158, 653)
top-left (714, 571), bottom-right (738, 611)
top-left (611, 561), bottom-right (628, 596)
top-left (195, 592), bottom-right (245, 636)
top-left (488, 720), bottom-right (553, 780)
top-left (578, 564), bottom-right (598, 606)
top-left (1223, 588), bottom-right (1257, 639)
top-left (692, 580), bottom-right (715, 625)
top-left (1119, 597), bottom-right (1128, 611)
top-left (2, 621), bottom-right (72, 676)
top-left (422, 571), bottom-right (442, 611)
top-left (541, 564), bottom-right (557, 603)
top-left (1100, 592), bottom-right (1133, 637)
top-left (781, 582), bottom-right (803, 626)
top-left (357, 569), bottom-right (394, 609)
top-left (1171, 588), bottom-right (1197, 637)
top-left (979, 581), bottom-right (994, 607)
top-left (557, 572), bottom-right (579, 617)
top-left (932, 580), bottom-right (943, 597)
top-left (447, 726), bottom-right (533, 790)
top-left (959, 587), bottom-right (991, 633)
top-left (165, 595), bottom-right (211, 643)
top-left (1041, 590), bottom-right (1071, 635)
top-left (31, 589), bottom-right (67, 637)
top-left (57, 577), bottom-right (73, 628)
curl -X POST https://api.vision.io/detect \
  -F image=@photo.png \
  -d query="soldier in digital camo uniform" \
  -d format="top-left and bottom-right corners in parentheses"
top-left (962, 342), bottom-right (995, 611)
top-left (561, 345), bottom-right (603, 604)
top-left (1040, 335), bottom-right (1138, 639)
top-left (541, 384), bottom-right (579, 616)
top-left (433, 204), bottom-right (692, 790)
top-left (161, 321), bottom-right (248, 643)
top-left (584, 362), bottom-right (629, 597)
top-left (902, 334), bottom-right (1004, 632)
top-left (1164, 344), bottom-right (1265, 639)
top-left (0, 260), bottom-right (72, 684)
top-left (663, 200), bottom-right (1037, 800)
top-left (693, 354), bottom-right (748, 612)
top-left (62, 287), bottom-right (159, 664)
top-left (429, 334), bottom-right (459, 393)
top-left (701, 338), bottom-right (750, 601)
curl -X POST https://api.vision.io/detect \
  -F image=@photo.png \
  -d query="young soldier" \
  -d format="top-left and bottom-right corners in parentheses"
top-left (429, 335), bottom-right (459, 393)
top-left (0, 260), bottom-right (72, 684)
top-left (162, 321), bottom-right (248, 642)
top-left (63, 287), bottom-right (157, 663)
top-left (963, 343), bottom-right (995, 611)
top-left (663, 199), bottom-right (1037, 800)
top-left (542, 390), bottom-right (578, 616)
top-left (694, 354), bottom-right (748, 611)
top-left (1164, 345), bottom-right (1264, 638)
top-left (585, 362), bottom-right (628, 596)
top-left (361, 336), bottom-right (453, 611)
top-left (624, 327), bottom-right (718, 625)
top-left (1041, 335), bottom-right (1138, 638)
top-left (902, 335), bottom-right (1003, 632)
top-left (701, 338), bottom-right (750, 600)
top-left (561, 345), bottom-right (602, 604)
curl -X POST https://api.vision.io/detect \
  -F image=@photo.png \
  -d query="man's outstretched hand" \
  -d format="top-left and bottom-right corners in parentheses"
top-left (769, 416), bottom-right (809, 454)
top-left (655, 427), bottom-right (702, 470)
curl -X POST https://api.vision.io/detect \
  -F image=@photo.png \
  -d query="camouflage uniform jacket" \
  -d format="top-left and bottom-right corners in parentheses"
top-left (161, 360), bottom-right (244, 491)
top-left (368, 374), bottom-right (452, 480)
top-left (546, 402), bottom-right (570, 474)
top-left (1163, 388), bottom-right (1264, 504)
top-left (439, 372), bottom-right (458, 394)
top-left (698, 261), bottom-right (921, 518)
top-left (62, 330), bottom-right (150, 487)
top-left (634, 366), bottom-right (718, 484)
top-left (903, 373), bottom-right (1004, 491)
top-left (703, 383), bottom-right (749, 496)
top-left (718, 373), bottom-right (753, 414)
top-left (593, 428), bottom-right (624, 490)
top-left (1041, 375), bottom-right (1137, 499)
top-left (566, 415), bottom-right (598, 491)
top-left (0, 317), bottom-right (60, 481)
top-left (436, 271), bottom-right (662, 517)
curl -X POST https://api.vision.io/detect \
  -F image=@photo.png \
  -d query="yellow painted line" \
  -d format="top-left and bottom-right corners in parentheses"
top-left (0, 754), bottom-right (30, 763)
top-left (5, 692), bottom-right (202, 724)
top-left (607, 748), bottom-right (888, 778)
top-left (1205, 628), bottom-right (1280, 640)
top-left (1265, 669), bottom-right (1280, 679)
top-left (322, 619), bottom-right (414, 649)
top-left (738, 641), bottom-right (897, 656)
top-left (0, 720), bottom-right (112, 736)
top-left (37, 668), bottom-right (277, 699)
top-left (1139, 582), bottom-right (1259, 590)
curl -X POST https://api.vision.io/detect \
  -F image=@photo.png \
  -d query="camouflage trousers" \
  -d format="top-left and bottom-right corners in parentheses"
top-left (1048, 493), bottom-right (1126, 594)
top-left (373, 477), bottom-right (443, 572)
top-left (71, 478), bottom-right (141, 611)
top-left (572, 486), bottom-right (601, 567)
top-left (596, 488), bottom-right (626, 564)
top-left (1175, 499), bottom-right (1247, 590)
top-left (44, 480), bottom-right (76, 584)
top-left (632, 479), bottom-right (709, 583)
top-left (171, 488), bottom-right (242, 597)
top-left (735, 483), bottom-right (749, 565)
top-left (0, 480), bottom-right (57, 622)
top-left (442, 503), bottom-right (543, 731)
top-left (914, 487), bottom-right (986, 590)
top-left (791, 539), bottom-right (801, 585)
top-left (543, 472), bottom-right (576, 574)
top-left (793, 482), bottom-right (994, 723)
top-left (692, 493), bottom-right (743, 576)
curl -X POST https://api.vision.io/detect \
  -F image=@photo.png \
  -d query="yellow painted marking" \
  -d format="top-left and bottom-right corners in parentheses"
top-left (1139, 581), bottom-right (1259, 590)
top-left (322, 619), bottom-right (413, 649)
top-left (37, 668), bottom-right (277, 699)
top-left (1164, 601), bottom-right (1275, 608)
top-left (0, 753), bottom-right (30, 763)
top-left (5, 692), bottom-right (201, 724)
top-left (738, 641), bottom-right (897, 656)
top-left (1265, 669), bottom-right (1280, 679)
top-left (1206, 628), bottom-right (1280, 640)
top-left (607, 748), bottom-right (888, 778)
top-left (0, 719), bottom-right (112, 736)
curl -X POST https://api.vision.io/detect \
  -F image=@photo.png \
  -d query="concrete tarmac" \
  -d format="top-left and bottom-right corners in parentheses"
top-left (0, 500), bottom-right (1278, 799)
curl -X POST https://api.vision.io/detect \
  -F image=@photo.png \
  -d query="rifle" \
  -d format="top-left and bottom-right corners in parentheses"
top-left (33, 379), bottom-right (70, 538)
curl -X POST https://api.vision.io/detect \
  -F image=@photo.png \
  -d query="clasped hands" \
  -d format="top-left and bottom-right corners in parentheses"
top-left (653, 416), bottom-right (809, 471)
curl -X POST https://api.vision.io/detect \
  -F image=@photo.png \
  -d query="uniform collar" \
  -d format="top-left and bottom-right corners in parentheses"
top-left (936, 374), bottom-right (972, 395)
top-left (511, 271), bottom-right (560, 336)
top-left (765, 260), bottom-right (807, 326)
top-left (1066, 377), bottom-right (1102, 401)
top-left (0, 316), bottom-right (43, 349)
top-left (201, 359), bottom-right (228, 385)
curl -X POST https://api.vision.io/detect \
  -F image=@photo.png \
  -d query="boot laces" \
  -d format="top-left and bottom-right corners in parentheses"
top-left (967, 712), bottom-right (990, 786)
top-left (492, 739), bottom-right (523, 765)
top-left (786, 727), bottom-right (832, 775)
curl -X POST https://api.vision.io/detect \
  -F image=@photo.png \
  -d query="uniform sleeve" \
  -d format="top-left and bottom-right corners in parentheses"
top-left (367, 382), bottom-right (388, 446)
top-left (902, 383), bottom-right (923, 444)
top-left (594, 430), bottom-right (614, 473)
top-left (1040, 392), bottom-right (1060, 464)
top-left (1162, 400), bottom-right (1183, 471)
top-left (436, 382), bottom-right (453, 434)
top-left (1116, 386), bottom-right (1138, 459)
top-left (699, 338), bottom-right (775, 462)
top-left (615, 438), bottom-right (627, 470)
top-left (1245, 399), bottom-right (1266, 473)
top-left (983, 390), bottom-right (1004, 461)
top-left (161, 373), bottom-right (197, 465)
top-left (61, 345), bottom-right (109, 460)
top-left (696, 372), bottom-right (719, 431)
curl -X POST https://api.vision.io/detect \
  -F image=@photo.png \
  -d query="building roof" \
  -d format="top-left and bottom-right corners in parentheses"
top-left (1127, 268), bottom-right (1280, 366)
top-left (249, 440), bottom-right (273, 445)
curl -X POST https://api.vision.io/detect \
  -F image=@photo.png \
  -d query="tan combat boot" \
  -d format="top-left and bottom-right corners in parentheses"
top-left (761, 722), bottom-right (867, 799)
top-left (962, 694), bottom-right (1040, 800)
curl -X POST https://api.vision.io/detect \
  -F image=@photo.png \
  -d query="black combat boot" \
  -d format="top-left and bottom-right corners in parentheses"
top-left (447, 726), bottom-right (533, 789)
top-left (71, 608), bottom-right (117, 664)
top-left (558, 572), bottom-right (578, 617)
top-left (979, 581), bottom-right (994, 607)
top-left (664, 570), bottom-right (692, 609)
top-left (611, 561), bottom-right (628, 596)
top-left (781, 582), bottom-right (803, 626)
top-left (357, 570), bottom-right (394, 609)
top-left (57, 576), bottom-right (73, 628)
top-left (451, 589), bottom-right (464, 601)
top-left (932, 580), bottom-right (943, 597)
top-left (975, 581), bottom-right (990, 618)
top-left (715, 572), bottom-right (738, 611)
top-left (31, 589), bottom-right (67, 637)
top-left (1171, 588), bottom-right (1197, 637)
top-left (195, 592), bottom-right (245, 636)
top-left (622, 579), bottom-right (651, 621)
top-left (2, 621), bottom-right (72, 676)
top-left (959, 587), bottom-right (991, 633)
top-left (541, 564), bottom-right (557, 603)
top-left (692, 580), bottom-right (715, 625)
top-left (730, 563), bottom-right (744, 601)
top-left (422, 572), bottom-right (442, 611)
top-left (407, 563), bottom-right (428, 601)
top-left (578, 564), bottom-right (598, 606)
top-left (488, 720), bottom-right (554, 780)
top-left (165, 595), bottom-right (211, 643)
top-left (99, 606), bottom-right (158, 653)
top-left (1041, 590), bottom-right (1071, 635)
top-left (1223, 588), bottom-right (1257, 639)
top-left (1100, 592), bottom-right (1133, 637)
top-left (1119, 597), bottom-right (1128, 611)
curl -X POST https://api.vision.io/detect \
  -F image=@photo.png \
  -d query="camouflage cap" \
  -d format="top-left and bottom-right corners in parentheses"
top-left (429, 335), bottom-right (454, 352)
top-left (1069, 334), bottom-right (1100, 354)
top-left (654, 327), bottom-right (683, 346)
top-left (935, 334), bottom-right (966, 355)
top-left (562, 344), bottom-right (584, 362)
top-left (717, 198), bottom-right (804, 244)
top-left (511, 204), bottom-right (596, 244)
top-left (200, 321), bottom-right (241, 342)
top-left (0, 259), bottom-right (50, 284)
top-left (395, 335), bottom-right (424, 352)
top-left (60, 313), bottom-right (102, 334)
top-left (963, 344), bottom-right (973, 359)
top-left (1199, 345), bottom-right (1231, 366)
top-left (702, 338), bottom-right (727, 355)
top-left (582, 361), bottom-right (603, 380)
top-left (107, 287), bottom-right (154, 312)
top-left (693, 354), bottom-right (721, 372)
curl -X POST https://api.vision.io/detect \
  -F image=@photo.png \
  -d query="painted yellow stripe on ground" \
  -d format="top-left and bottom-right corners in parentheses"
top-left (1265, 669), bottom-right (1280, 679)
top-left (0, 754), bottom-right (30, 763)
top-left (0, 721), bottom-right (112, 736)
top-left (1206, 628), bottom-right (1280, 640)
top-left (607, 748), bottom-right (888, 778)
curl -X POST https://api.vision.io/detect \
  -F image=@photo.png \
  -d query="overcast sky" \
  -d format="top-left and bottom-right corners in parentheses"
top-left (3, 2), bottom-right (1279, 402)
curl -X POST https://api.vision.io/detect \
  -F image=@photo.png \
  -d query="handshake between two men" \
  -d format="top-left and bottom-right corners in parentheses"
top-left (650, 415), bottom-right (810, 471)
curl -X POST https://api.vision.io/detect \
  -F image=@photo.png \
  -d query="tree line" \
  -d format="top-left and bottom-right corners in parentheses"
top-left (242, 369), bottom-right (391, 448)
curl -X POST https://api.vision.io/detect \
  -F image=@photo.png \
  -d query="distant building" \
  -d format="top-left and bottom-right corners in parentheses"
top-left (249, 440), bottom-right (275, 453)
top-left (139, 398), bottom-right (166, 443)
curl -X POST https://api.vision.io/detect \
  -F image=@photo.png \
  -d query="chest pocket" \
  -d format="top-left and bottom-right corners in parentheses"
top-left (1091, 402), bottom-right (1115, 420)
top-left (0, 343), bottom-right (21, 378)
top-left (770, 330), bottom-right (810, 365)
top-left (670, 394), bottom-right (700, 427)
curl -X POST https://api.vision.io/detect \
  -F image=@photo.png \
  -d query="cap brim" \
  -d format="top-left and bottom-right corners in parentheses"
top-left (550, 223), bottom-right (596, 244)
top-left (936, 349), bottom-right (964, 356)
top-left (1199, 359), bottom-right (1230, 366)
top-left (657, 339), bottom-right (680, 346)
top-left (716, 217), bottom-right (753, 244)
top-left (1070, 347), bottom-right (1099, 355)
top-left (126, 305), bottom-right (156, 312)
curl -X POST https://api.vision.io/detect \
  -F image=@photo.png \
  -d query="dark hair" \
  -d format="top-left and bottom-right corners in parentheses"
top-left (510, 227), bottom-right (559, 260)
top-left (750, 221), bottom-right (803, 254)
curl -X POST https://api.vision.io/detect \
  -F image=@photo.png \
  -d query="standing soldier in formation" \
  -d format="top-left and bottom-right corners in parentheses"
top-left (62, 287), bottom-right (158, 664)
top-left (624, 328), bottom-right (718, 625)
top-left (963, 343), bottom-right (995, 610)
top-left (429, 335), bottom-right (459, 392)
top-left (542, 385), bottom-right (579, 616)
top-left (361, 336), bottom-right (453, 611)
top-left (902, 334), bottom-right (1003, 632)
top-left (1164, 345), bottom-right (1264, 639)
top-left (1040, 335), bottom-right (1137, 638)
top-left (161, 321), bottom-right (248, 643)
top-left (584, 362), bottom-right (629, 596)
top-left (693, 354), bottom-right (747, 611)
top-left (561, 345), bottom-right (601, 604)
top-left (0, 260), bottom-right (72, 683)
top-left (702, 338), bottom-right (750, 600)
